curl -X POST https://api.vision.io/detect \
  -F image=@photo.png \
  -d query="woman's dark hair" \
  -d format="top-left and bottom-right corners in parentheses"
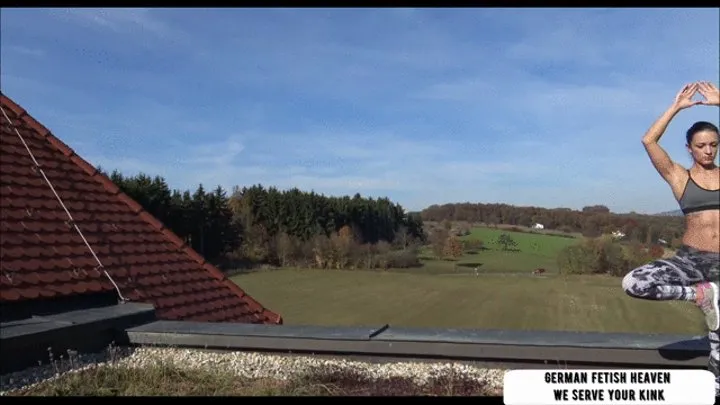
top-left (686, 121), bottom-right (719, 144)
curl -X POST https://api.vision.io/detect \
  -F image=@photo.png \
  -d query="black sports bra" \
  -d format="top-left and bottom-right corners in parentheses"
top-left (677, 172), bottom-right (720, 215)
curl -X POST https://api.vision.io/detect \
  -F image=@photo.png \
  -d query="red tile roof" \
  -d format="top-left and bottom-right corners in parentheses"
top-left (0, 94), bottom-right (282, 324)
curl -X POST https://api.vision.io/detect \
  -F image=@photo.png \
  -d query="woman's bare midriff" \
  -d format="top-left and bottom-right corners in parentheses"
top-left (683, 210), bottom-right (720, 252)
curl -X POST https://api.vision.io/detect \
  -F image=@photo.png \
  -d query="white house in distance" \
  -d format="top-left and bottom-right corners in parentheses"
top-left (612, 230), bottom-right (626, 239)
top-left (532, 223), bottom-right (544, 230)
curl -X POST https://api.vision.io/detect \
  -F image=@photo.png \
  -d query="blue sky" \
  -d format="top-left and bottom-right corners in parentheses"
top-left (1, 8), bottom-right (718, 214)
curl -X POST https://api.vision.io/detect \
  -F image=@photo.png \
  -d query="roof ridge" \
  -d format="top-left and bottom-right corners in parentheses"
top-left (0, 93), bottom-right (282, 324)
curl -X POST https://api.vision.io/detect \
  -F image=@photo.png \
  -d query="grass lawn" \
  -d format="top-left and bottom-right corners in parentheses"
top-left (491, 223), bottom-right (585, 239)
top-left (232, 269), bottom-right (705, 335)
top-left (419, 226), bottom-right (580, 274)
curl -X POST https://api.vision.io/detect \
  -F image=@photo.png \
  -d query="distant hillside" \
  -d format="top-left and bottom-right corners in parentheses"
top-left (419, 202), bottom-right (687, 243)
top-left (654, 210), bottom-right (683, 217)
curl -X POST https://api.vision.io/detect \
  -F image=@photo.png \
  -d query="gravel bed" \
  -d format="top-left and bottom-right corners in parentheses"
top-left (0, 346), bottom-right (133, 395)
top-left (0, 346), bottom-right (506, 395)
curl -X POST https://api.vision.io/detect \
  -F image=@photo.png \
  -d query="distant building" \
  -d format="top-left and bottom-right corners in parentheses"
top-left (532, 223), bottom-right (544, 230)
top-left (611, 230), bottom-right (626, 239)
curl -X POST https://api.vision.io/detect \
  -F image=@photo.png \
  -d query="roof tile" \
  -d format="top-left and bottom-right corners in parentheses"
top-left (1, 289), bottom-right (21, 301)
top-left (0, 94), bottom-right (282, 325)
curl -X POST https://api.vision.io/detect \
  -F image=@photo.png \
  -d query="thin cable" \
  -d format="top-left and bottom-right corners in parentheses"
top-left (1, 105), bottom-right (128, 303)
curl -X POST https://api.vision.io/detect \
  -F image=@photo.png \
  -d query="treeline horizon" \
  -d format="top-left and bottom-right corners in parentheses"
top-left (100, 167), bottom-right (686, 271)
top-left (99, 168), bottom-right (426, 271)
top-left (420, 203), bottom-right (686, 246)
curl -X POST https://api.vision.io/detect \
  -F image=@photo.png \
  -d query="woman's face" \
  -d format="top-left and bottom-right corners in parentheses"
top-left (687, 130), bottom-right (719, 166)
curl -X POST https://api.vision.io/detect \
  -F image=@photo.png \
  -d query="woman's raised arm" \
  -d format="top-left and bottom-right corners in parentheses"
top-left (642, 83), bottom-right (700, 184)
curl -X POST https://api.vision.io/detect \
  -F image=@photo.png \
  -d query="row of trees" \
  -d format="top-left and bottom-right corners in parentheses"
top-left (421, 203), bottom-right (685, 245)
top-left (102, 169), bottom-right (426, 270)
top-left (556, 236), bottom-right (666, 277)
top-left (102, 168), bottom-right (681, 276)
top-left (106, 171), bottom-right (238, 263)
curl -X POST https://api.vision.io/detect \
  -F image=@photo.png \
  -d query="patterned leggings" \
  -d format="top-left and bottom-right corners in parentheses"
top-left (622, 245), bottom-right (720, 395)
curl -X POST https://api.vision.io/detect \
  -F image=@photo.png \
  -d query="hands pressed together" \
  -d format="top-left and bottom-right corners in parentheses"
top-left (674, 81), bottom-right (720, 110)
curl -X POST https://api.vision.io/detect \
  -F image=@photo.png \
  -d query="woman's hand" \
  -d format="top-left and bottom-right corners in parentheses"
top-left (672, 82), bottom-right (701, 110)
top-left (697, 81), bottom-right (720, 106)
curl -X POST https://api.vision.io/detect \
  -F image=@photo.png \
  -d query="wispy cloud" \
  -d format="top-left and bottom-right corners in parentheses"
top-left (1, 8), bottom-right (718, 214)
top-left (48, 8), bottom-right (178, 40)
top-left (182, 136), bottom-right (246, 166)
top-left (4, 45), bottom-right (46, 58)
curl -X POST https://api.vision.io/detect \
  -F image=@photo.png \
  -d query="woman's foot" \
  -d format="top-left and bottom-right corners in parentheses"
top-left (696, 282), bottom-right (720, 331)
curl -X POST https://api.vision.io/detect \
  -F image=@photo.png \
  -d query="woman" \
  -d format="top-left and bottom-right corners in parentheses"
top-left (622, 81), bottom-right (719, 395)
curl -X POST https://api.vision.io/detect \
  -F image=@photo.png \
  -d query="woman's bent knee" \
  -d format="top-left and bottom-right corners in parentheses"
top-left (622, 270), bottom-right (643, 298)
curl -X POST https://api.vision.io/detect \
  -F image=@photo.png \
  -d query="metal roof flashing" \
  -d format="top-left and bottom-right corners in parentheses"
top-left (0, 303), bottom-right (155, 374)
top-left (124, 321), bottom-right (709, 370)
top-left (1, 307), bottom-right (709, 376)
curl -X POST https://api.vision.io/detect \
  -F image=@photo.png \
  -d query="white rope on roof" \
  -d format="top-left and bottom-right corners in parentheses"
top-left (0, 105), bottom-right (129, 303)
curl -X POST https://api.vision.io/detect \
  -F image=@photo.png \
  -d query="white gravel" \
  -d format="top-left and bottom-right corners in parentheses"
top-left (0, 346), bottom-right (506, 395)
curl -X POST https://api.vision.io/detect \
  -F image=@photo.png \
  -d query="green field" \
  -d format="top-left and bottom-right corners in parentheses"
top-left (232, 269), bottom-right (704, 335)
top-left (420, 226), bottom-right (579, 274)
top-left (230, 226), bottom-right (704, 335)
top-left (462, 226), bottom-right (578, 255)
